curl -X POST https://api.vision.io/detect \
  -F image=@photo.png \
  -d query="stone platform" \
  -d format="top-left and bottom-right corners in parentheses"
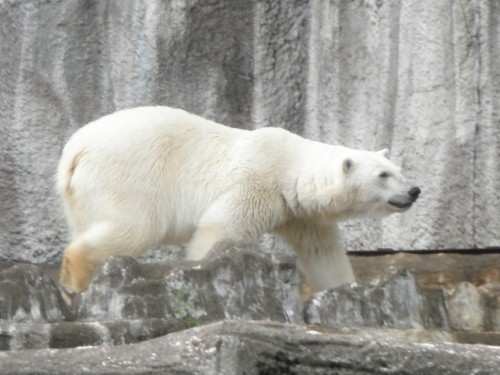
top-left (1, 244), bottom-right (499, 373)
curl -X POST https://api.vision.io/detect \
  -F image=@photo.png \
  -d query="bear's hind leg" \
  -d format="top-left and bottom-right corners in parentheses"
top-left (60, 241), bottom-right (100, 294)
top-left (59, 221), bottom-right (152, 294)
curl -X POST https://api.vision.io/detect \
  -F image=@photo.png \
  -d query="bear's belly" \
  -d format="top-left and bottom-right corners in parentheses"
top-left (160, 225), bottom-right (196, 245)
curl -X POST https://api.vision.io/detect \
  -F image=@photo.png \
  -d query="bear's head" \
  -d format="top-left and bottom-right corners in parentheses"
top-left (341, 149), bottom-right (420, 218)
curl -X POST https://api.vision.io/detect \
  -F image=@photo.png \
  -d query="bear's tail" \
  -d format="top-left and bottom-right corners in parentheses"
top-left (56, 145), bottom-right (87, 201)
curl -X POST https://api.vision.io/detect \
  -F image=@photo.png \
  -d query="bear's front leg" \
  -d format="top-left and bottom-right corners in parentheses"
top-left (186, 194), bottom-right (245, 261)
top-left (185, 189), bottom-right (271, 261)
top-left (275, 220), bottom-right (355, 291)
top-left (186, 224), bottom-right (228, 261)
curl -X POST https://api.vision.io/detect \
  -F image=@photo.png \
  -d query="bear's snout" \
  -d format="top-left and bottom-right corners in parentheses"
top-left (388, 187), bottom-right (420, 210)
top-left (408, 187), bottom-right (421, 202)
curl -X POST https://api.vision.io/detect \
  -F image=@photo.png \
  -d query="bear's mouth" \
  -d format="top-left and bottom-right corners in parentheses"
top-left (388, 200), bottom-right (412, 209)
top-left (388, 189), bottom-right (420, 210)
top-left (387, 196), bottom-right (413, 210)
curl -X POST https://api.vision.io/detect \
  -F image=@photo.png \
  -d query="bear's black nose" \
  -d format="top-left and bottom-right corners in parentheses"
top-left (409, 187), bottom-right (421, 201)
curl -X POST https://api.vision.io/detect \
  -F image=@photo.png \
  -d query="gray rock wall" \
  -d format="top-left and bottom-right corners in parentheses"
top-left (1, 245), bottom-right (500, 351)
top-left (3, 320), bottom-right (500, 375)
top-left (1, 0), bottom-right (499, 263)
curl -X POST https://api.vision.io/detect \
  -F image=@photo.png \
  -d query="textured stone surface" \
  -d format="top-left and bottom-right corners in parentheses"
top-left (304, 267), bottom-right (449, 330)
top-left (0, 318), bottom-right (185, 350)
top-left (2, 320), bottom-right (500, 375)
top-left (76, 244), bottom-right (303, 325)
top-left (0, 243), bottom-right (302, 350)
top-left (445, 282), bottom-right (486, 332)
top-left (1, 250), bottom-right (500, 358)
top-left (1, 0), bottom-right (499, 265)
top-left (480, 283), bottom-right (500, 331)
top-left (0, 264), bottom-right (72, 322)
top-left (350, 250), bottom-right (500, 288)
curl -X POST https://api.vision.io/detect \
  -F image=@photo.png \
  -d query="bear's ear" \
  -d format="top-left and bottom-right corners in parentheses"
top-left (343, 158), bottom-right (353, 174)
top-left (378, 149), bottom-right (389, 158)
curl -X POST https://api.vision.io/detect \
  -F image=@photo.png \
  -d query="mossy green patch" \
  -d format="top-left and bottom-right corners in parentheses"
top-left (170, 288), bottom-right (203, 327)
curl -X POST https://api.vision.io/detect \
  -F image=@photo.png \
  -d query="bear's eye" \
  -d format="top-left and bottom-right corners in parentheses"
top-left (379, 171), bottom-right (391, 178)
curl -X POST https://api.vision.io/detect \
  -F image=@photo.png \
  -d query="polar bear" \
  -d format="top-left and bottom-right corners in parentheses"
top-left (57, 106), bottom-right (420, 294)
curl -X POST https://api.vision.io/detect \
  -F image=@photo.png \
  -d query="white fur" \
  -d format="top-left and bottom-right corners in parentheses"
top-left (57, 106), bottom-right (416, 292)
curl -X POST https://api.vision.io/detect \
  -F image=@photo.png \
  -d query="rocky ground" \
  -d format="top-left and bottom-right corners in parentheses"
top-left (1, 243), bottom-right (500, 374)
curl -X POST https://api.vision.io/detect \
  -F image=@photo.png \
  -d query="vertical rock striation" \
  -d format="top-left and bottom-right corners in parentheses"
top-left (0, 0), bottom-right (499, 264)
